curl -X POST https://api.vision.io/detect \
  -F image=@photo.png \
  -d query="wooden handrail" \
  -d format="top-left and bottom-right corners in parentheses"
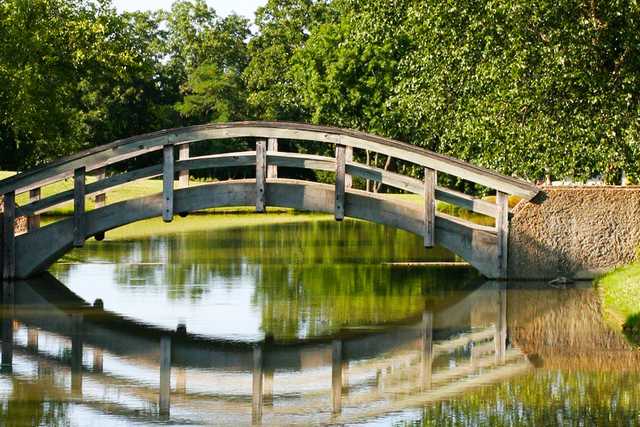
top-left (14, 152), bottom-right (501, 221)
top-left (0, 121), bottom-right (539, 199)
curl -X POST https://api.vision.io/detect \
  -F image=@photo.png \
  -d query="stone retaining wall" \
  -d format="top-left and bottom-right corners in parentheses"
top-left (509, 187), bottom-right (640, 280)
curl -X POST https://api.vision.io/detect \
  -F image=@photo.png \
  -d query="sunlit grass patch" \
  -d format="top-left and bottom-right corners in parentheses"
top-left (597, 262), bottom-right (640, 344)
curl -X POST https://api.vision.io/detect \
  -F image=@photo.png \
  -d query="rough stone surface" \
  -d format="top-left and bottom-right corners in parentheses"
top-left (509, 187), bottom-right (640, 280)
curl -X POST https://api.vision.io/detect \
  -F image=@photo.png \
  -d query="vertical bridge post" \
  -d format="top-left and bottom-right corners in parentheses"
top-left (1, 191), bottom-right (15, 280)
top-left (335, 145), bottom-right (346, 221)
top-left (73, 168), bottom-right (86, 247)
top-left (267, 138), bottom-right (278, 179)
top-left (345, 146), bottom-right (353, 189)
top-left (163, 145), bottom-right (174, 223)
top-left (424, 168), bottom-right (436, 247)
top-left (496, 192), bottom-right (509, 278)
top-left (93, 167), bottom-right (107, 208)
top-left (28, 188), bottom-right (41, 231)
top-left (178, 144), bottom-right (190, 189)
top-left (256, 140), bottom-right (267, 213)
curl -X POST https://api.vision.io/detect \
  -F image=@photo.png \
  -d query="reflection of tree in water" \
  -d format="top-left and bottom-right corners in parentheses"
top-left (416, 370), bottom-right (640, 426)
top-left (0, 377), bottom-right (69, 427)
top-left (54, 219), bottom-right (480, 339)
top-left (254, 264), bottom-right (479, 340)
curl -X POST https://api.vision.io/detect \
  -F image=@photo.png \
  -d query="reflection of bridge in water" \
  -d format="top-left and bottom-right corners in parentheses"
top-left (0, 277), bottom-right (531, 425)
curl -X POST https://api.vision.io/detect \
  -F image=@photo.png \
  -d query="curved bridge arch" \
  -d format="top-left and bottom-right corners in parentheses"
top-left (0, 121), bottom-right (539, 280)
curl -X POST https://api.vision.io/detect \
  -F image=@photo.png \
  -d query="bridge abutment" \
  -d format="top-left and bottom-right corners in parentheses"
top-left (509, 187), bottom-right (640, 280)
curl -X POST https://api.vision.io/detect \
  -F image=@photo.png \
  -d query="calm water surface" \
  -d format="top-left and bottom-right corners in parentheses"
top-left (0, 215), bottom-right (639, 426)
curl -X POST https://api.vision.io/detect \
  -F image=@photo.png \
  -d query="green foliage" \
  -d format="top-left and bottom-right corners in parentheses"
top-left (2, 0), bottom-right (639, 186)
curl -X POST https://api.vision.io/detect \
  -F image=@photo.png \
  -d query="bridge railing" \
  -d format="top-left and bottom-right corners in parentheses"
top-left (0, 122), bottom-right (539, 279)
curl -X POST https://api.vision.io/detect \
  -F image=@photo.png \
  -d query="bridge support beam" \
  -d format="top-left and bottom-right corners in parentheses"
top-left (28, 188), bottom-right (41, 231)
top-left (496, 192), bottom-right (509, 279)
top-left (335, 145), bottom-right (346, 221)
top-left (178, 144), bottom-right (189, 189)
top-left (1, 191), bottom-right (15, 280)
top-left (93, 167), bottom-right (107, 208)
top-left (267, 138), bottom-right (278, 179)
top-left (345, 146), bottom-right (353, 189)
top-left (163, 145), bottom-right (174, 223)
top-left (424, 168), bottom-right (436, 247)
top-left (73, 168), bottom-right (86, 247)
top-left (256, 140), bottom-right (267, 213)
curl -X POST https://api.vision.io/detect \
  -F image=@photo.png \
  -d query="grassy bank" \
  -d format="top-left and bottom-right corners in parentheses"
top-left (597, 262), bottom-right (640, 344)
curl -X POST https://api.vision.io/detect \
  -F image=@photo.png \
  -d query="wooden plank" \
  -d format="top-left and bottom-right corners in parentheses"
top-left (496, 191), bottom-right (509, 278)
top-left (345, 146), bottom-right (353, 189)
top-left (0, 122), bottom-right (539, 201)
top-left (424, 168), bottom-right (436, 247)
top-left (267, 138), bottom-right (278, 179)
top-left (420, 312), bottom-right (433, 391)
top-left (17, 165), bottom-right (162, 217)
top-left (332, 340), bottom-right (343, 414)
top-left (93, 167), bottom-right (106, 208)
top-left (256, 140), bottom-right (267, 213)
top-left (252, 345), bottom-right (263, 424)
top-left (162, 145), bottom-right (174, 223)
top-left (159, 336), bottom-right (171, 417)
top-left (27, 188), bottom-right (41, 231)
top-left (73, 167), bottom-right (86, 247)
top-left (335, 145), bottom-right (346, 221)
top-left (1, 191), bottom-right (15, 280)
top-left (176, 151), bottom-right (256, 172)
top-left (178, 144), bottom-right (189, 188)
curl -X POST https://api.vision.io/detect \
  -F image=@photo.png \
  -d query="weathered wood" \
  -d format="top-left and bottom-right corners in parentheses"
top-left (73, 168), bottom-right (86, 247)
top-left (345, 146), bottom-right (353, 189)
top-left (335, 145), bottom-right (346, 221)
top-left (424, 168), bottom-right (436, 247)
top-left (332, 340), bottom-right (343, 415)
top-left (496, 191), bottom-right (509, 278)
top-left (15, 180), bottom-right (502, 279)
top-left (420, 311), bottom-right (433, 391)
top-left (1, 191), bottom-right (15, 280)
top-left (178, 144), bottom-right (190, 188)
top-left (28, 188), bottom-right (41, 231)
top-left (93, 167), bottom-right (106, 208)
top-left (256, 140), bottom-right (267, 213)
top-left (267, 138), bottom-right (278, 179)
top-left (0, 122), bottom-right (539, 201)
top-left (252, 345), bottom-right (263, 424)
top-left (162, 145), bottom-right (174, 223)
top-left (176, 151), bottom-right (256, 172)
top-left (159, 336), bottom-right (171, 417)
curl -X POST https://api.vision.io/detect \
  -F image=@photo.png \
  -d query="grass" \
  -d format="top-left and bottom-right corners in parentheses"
top-left (596, 262), bottom-right (640, 344)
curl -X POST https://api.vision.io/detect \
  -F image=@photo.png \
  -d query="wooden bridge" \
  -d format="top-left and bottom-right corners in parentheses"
top-left (0, 122), bottom-right (539, 280)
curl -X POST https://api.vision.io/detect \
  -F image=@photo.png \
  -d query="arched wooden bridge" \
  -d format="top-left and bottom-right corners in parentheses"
top-left (0, 122), bottom-right (539, 280)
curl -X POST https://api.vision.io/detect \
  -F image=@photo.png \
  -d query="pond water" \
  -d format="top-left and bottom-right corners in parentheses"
top-left (0, 215), bottom-right (639, 426)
